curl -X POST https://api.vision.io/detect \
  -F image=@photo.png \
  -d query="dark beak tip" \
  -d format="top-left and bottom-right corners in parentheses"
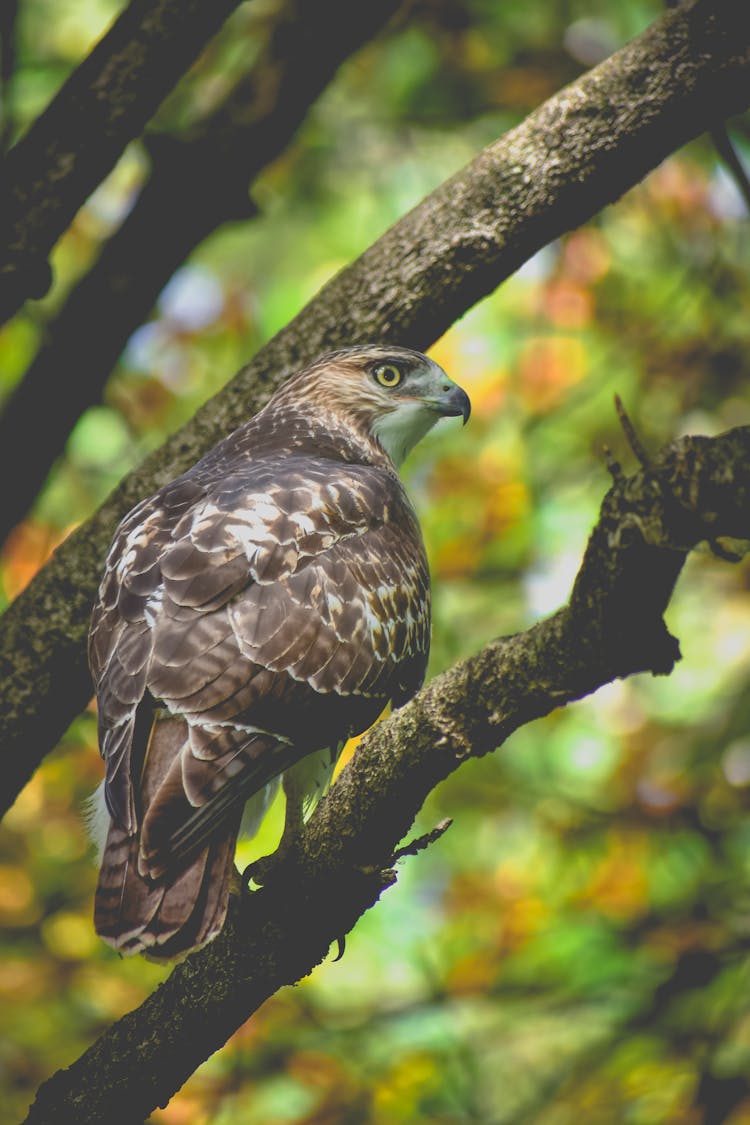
top-left (454, 387), bottom-right (471, 425)
top-left (436, 385), bottom-right (471, 424)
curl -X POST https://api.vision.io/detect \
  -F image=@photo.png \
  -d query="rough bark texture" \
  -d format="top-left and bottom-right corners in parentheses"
top-left (1, 0), bottom-right (749, 820)
top-left (23, 425), bottom-right (750, 1125)
top-left (0, 0), bottom-right (403, 544)
top-left (0, 0), bottom-right (243, 325)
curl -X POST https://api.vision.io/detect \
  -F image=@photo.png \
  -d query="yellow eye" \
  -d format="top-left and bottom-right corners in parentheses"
top-left (374, 364), bottom-right (402, 388)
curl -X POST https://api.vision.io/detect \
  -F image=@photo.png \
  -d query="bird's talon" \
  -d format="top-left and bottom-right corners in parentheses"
top-left (241, 855), bottom-right (274, 892)
top-left (240, 863), bottom-right (258, 895)
top-left (242, 835), bottom-right (300, 890)
top-left (332, 935), bottom-right (346, 961)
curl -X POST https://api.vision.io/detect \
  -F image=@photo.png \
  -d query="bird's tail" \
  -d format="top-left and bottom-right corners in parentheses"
top-left (93, 715), bottom-right (240, 958)
top-left (93, 817), bottom-right (238, 958)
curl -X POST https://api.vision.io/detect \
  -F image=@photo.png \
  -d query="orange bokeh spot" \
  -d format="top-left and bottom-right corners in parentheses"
top-left (519, 335), bottom-right (587, 412)
top-left (542, 280), bottom-right (593, 330)
top-left (2, 520), bottom-right (73, 600)
top-left (578, 831), bottom-right (650, 921)
top-left (563, 229), bottom-right (611, 284)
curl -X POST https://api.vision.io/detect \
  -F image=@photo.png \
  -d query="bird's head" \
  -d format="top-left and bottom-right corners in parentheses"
top-left (276, 345), bottom-right (471, 467)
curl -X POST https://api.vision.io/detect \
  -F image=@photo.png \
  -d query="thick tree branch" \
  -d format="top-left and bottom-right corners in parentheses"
top-left (0, 0), bottom-right (403, 545)
top-left (24, 426), bottom-right (750, 1124)
top-left (1, 0), bottom-right (749, 817)
top-left (0, 0), bottom-right (244, 325)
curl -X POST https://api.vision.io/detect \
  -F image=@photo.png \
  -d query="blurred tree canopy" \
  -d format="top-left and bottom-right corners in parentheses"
top-left (2, 0), bottom-right (750, 1122)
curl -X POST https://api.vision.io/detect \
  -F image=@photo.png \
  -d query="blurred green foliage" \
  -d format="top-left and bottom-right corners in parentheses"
top-left (2, 0), bottom-right (750, 1122)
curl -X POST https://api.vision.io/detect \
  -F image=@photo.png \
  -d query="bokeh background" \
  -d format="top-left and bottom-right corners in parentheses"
top-left (2, 1), bottom-right (750, 1121)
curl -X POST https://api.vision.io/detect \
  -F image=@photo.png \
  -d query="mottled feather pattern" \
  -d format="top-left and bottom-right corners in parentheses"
top-left (89, 346), bottom-right (468, 956)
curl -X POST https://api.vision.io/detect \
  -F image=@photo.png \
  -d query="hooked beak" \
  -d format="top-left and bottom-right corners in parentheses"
top-left (435, 384), bottom-right (471, 425)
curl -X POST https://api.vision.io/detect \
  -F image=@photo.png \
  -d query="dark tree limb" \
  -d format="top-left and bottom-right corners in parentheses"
top-left (1, 0), bottom-right (749, 818)
top-left (0, 0), bottom-right (245, 325)
top-left (23, 425), bottom-right (750, 1125)
top-left (0, 0), bottom-right (404, 545)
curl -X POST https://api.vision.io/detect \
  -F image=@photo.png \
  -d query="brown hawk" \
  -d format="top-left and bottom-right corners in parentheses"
top-left (88, 345), bottom-right (470, 957)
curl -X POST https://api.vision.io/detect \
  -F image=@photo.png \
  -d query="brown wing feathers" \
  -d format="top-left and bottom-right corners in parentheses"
top-left (90, 353), bottom-right (437, 957)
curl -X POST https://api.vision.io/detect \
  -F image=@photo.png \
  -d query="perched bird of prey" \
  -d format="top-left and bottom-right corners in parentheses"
top-left (88, 345), bottom-right (470, 957)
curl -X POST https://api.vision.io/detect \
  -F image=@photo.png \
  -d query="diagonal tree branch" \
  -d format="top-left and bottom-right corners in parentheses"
top-left (0, 0), bottom-right (244, 326)
top-left (1, 0), bottom-right (749, 818)
top-left (0, 0), bottom-right (404, 545)
top-left (24, 424), bottom-right (750, 1124)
